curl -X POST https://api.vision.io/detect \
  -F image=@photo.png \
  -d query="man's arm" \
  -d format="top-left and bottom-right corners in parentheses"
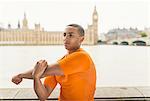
top-left (33, 77), bottom-right (53, 101)
top-left (19, 69), bottom-right (33, 79)
top-left (12, 60), bottom-right (44, 84)
top-left (42, 63), bottom-right (64, 76)
top-left (12, 60), bottom-right (64, 85)
top-left (12, 68), bottom-right (34, 85)
top-left (32, 61), bottom-right (64, 100)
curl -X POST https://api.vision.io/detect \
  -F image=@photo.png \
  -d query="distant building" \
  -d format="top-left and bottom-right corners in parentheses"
top-left (0, 7), bottom-right (99, 45)
top-left (105, 28), bottom-right (150, 45)
top-left (105, 27), bottom-right (140, 41)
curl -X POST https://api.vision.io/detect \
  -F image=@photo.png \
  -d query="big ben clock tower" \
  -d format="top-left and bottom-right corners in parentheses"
top-left (92, 6), bottom-right (98, 44)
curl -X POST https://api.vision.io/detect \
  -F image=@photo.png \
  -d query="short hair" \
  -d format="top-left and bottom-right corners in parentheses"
top-left (67, 24), bottom-right (85, 36)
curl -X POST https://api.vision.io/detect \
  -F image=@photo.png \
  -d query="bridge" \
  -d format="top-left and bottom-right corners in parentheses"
top-left (108, 37), bottom-right (150, 46)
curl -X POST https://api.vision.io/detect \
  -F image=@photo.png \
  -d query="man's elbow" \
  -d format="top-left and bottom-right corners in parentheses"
top-left (38, 93), bottom-right (49, 101)
top-left (39, 96), bottom-right (48, 101)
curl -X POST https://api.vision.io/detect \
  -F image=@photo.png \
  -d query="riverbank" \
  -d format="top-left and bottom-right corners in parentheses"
top-left (0, 86), bottom-right (150, 101)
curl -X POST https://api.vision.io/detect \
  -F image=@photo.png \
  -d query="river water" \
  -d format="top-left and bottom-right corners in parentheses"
top-left (0, 45), bottom-right (150, 88)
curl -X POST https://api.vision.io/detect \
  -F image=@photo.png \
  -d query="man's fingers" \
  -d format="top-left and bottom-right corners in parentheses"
top-left (12, 79), bottom-right (15, 83)
top-left (35, 60), bottom-right (48, 70)
top-left (12, 79), bottom-right (18, 84)
top-left (38, 60), bottom-right (47, 65)
top-left (37, 60), bottom-right (46, 64)
top-left (43, 61), bottom-right (48, 67)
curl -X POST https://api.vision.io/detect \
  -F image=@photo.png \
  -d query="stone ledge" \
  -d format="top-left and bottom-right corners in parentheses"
top-left (0, 87), bottom-right (150, 100)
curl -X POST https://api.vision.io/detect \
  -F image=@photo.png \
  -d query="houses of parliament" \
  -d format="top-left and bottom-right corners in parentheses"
top-left (0, 7), bottom-right (98, 45)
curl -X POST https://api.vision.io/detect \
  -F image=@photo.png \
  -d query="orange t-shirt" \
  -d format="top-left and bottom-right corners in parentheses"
top-left (44, 48), bottom-right (96, 101)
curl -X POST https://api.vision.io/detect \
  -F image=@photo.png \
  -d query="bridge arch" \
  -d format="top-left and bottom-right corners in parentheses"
top-left (120, 41), bottom-right (129, 45)
top-left (112, 42), bottom-right (118, 45)
top-left (132, 40), bottom-right (146, 46)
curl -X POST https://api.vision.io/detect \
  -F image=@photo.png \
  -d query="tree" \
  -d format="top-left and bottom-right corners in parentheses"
top-left (140, 32), bottom-right (147, 37)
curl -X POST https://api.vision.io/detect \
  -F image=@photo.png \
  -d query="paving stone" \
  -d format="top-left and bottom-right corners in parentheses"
top-left (136, 86), bottom-right (150, 97)
top-left (0, 88), bottom-right (19, 99)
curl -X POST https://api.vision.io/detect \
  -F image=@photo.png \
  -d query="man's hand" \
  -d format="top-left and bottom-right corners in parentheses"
top-left (32, 60), bottom-right (48, 79)
top-left (12, 74), bottom-right (23, 85)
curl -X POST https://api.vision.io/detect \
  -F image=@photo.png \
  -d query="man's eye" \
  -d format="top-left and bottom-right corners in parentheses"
top-left (63, 33), bottom-right (66, 37)
top-left (69, 34), bottom-right (72, 37)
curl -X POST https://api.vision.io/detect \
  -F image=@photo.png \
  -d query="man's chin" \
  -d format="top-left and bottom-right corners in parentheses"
top-left (64, 46), bottom-right (69, 50)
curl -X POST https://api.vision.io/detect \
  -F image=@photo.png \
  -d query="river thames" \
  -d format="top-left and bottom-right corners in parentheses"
top-left (0, 45), bottom-right (150, 88)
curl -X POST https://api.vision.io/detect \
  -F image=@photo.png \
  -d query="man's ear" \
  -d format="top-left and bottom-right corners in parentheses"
top-left (80, 36), bottom-right (84, 42)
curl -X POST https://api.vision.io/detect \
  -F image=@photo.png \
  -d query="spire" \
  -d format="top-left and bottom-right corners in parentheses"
top-left (8, 23), bottom-right (11, 29)
top-left (94, 6), bottom-right (96, 11)
top-left (18, 20), bottom-right (20, 29)
top-left (22, 12), bottom-right (28, 29)
top-left (35, 23), bottom-right (41, 31)
top-left (93, 5), bottom-right (98, 15)
top-left (24, 12), bottom-right (26, 19)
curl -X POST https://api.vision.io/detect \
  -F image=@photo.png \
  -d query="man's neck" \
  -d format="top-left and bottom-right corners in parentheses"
top-left (68, 47), bottom-right (80, 54)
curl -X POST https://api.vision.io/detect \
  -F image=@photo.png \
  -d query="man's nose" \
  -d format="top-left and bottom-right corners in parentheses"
top-left (63, 35), bottom-right (70, 41)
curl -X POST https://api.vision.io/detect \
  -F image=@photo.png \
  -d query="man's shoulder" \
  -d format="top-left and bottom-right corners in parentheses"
top-left (70, 50), bottom-right (93, 63)
top-left (73, 49), bottom-right (89, 57)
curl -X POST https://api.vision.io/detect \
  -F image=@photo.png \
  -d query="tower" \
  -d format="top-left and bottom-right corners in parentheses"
top-left (92, 6), bottom-right (98, 44)
top-left (8, 23), bottom-right (11, 29)
top-left (22, 12), bottom-right (28, 29)
top-left (18, 20), bottom-right (20, 29)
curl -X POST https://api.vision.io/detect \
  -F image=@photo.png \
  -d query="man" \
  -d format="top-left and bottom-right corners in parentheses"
top-left (12, 24), bottom-right (96, 101)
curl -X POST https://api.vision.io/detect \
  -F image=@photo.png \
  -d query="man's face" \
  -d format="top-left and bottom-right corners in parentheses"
top-left (63, 26), bottom-right (84, 51)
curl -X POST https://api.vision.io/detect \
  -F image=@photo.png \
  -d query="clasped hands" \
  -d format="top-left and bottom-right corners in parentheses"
top-left (32, 60), bottom-right (48, 79)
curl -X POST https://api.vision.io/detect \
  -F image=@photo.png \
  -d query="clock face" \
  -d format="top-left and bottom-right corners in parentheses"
top-left (94, 15), bottom-right (98, 19)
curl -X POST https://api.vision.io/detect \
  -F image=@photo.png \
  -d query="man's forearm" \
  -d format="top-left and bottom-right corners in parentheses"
top-left (19, 69), bottom-right (33, 79)
top-left (19, 63), bottom-right (63, 80)
top-left (19, 67), bottom-right (49, 80)
top-left (34, 77), bottom-right (49, 101)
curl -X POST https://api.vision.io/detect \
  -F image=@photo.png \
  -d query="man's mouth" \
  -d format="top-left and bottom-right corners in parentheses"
top-left (64, 43), bottom-right (68, 46)
top-left (64, 42), bottom-right (69, 45)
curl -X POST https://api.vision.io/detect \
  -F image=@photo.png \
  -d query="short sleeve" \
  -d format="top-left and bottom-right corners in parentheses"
top-left (44, 76), bottom-right (57, 89)
top-left (57, 52), bottom-right (91, 75)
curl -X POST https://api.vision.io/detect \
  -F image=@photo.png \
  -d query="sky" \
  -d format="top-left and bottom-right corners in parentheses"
top-left (0, 0), bottom-right (150, 34)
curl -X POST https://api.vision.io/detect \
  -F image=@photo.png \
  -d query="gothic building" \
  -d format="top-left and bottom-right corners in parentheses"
top-left (0, 7), bottom-right (99, 45)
